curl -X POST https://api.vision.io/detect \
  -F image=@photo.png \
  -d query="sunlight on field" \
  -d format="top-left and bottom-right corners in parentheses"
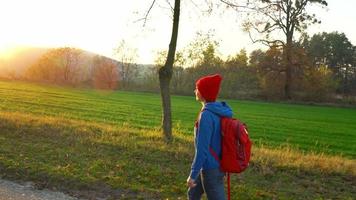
top-left (253, 145), bottom-right (356, 176)
top-left (0, 110), bottom-right (354, 199)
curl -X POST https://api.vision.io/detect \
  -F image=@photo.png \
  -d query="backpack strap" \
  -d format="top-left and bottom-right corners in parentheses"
top-left (209, 147), bottom-right (220, 162)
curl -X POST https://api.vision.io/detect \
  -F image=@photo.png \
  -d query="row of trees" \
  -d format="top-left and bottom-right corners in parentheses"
top-left (25, 41), bottom-right (140, 90)
top-left (138, 31), bottom-right (355, 102)
top-left (22, 31), bottom-right (355, 103)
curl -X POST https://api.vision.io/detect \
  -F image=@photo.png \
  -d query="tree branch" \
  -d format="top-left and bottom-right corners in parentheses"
top-left (247, 30), bottom-right (285, 47)
top-left (219, 0), bottom-right (253, 10)
top-left (165, 0), bottom-right (174, 12)
top-left (135, 0), bottom-right (157, 26)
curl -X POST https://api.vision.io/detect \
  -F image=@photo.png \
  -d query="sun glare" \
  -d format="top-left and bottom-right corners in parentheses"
top-left (0, 45), bottom-right (23, 60)
top-left (0, 0), bottom-right (355, 65)
top-left (0, 48), bottom-right (13, 60)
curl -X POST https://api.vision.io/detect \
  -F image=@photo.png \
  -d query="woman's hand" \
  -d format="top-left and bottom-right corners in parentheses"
top-left (187, 177), bottom-right (197, 188)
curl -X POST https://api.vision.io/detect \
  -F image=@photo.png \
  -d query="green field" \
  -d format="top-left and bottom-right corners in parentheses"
top-left (0, 80), bottom-right (355, 199)
top-left (1, 81), bottom-right (355, 157)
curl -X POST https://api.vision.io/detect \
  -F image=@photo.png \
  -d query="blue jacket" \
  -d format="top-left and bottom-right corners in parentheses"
top-left (190, 101), bottom-right (233, 180)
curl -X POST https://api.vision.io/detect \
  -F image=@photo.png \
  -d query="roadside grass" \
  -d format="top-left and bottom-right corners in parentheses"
top-left (0, 111), bottom-right (355, 199)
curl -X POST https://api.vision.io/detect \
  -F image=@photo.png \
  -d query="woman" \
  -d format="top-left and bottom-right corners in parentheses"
top-left (187, 74), bottom-right (233, 200)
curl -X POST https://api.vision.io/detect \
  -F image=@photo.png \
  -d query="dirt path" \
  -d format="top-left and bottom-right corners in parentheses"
top-left (0, 178), bottom-right (78, 200)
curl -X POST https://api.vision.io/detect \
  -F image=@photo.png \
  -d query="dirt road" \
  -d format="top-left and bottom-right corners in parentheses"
top-left (0, 179), bottom-right (78, 200)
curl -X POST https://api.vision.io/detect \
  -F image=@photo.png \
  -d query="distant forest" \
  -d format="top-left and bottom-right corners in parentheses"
top-left (0, 31), bottom-right (355, 104)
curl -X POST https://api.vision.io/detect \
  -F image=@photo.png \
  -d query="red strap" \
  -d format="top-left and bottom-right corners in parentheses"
top-left (227, 173), bottom-right (231, 200)
top-left (209, 147), bottom-right (219, 162)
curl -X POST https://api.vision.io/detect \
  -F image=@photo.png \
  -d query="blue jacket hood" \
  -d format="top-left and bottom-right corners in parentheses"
top-left (204, 101), bottom-right (233, 118)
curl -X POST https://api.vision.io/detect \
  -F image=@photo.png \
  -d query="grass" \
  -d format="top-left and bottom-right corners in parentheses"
top-left (0, 80), bottom-right (355, 199)
top-left (1, 80), bottom-right (355, 157)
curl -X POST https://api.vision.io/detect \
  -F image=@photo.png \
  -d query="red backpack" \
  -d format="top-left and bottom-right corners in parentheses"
top-left (210, 117), bottom-right (252, 200)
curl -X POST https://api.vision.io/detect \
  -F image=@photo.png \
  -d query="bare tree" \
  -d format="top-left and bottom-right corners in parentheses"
top-left (159, 0), bottom-right (180, 142)
top-left (114, 40), bottom-right (139, 89)
top-left (59, 47), bottom-right (83, 85)
top-left (141, 0), bottom-right (180, 142)
top-left (93, 55), bottom-right (119, 90)
top-left (221, 0), bottom-right (328, 99)
top-left (26, 47), bottom-right (83, 85)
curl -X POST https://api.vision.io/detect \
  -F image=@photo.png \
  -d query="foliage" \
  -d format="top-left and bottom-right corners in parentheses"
top-left (183, 31), bottom-right (221, 68)
top-left (25, 47), bottom-right (83, 85)
top-left (255, 46), bottom-right (285, 99)
top-left (304, 32), bottom-right (356, 94)
top-left (240, 0), bottom-right (328, 46)
top-left (92, 55), bottom-right (120, 90)
top-left (146, 31), bottom-right (355, 102)
top-left (234, 0), bottom-right (329, 99)
top-left (222, 49), bottom-right (260, 98)
top-left (302, 65), bottom-right (337, 101)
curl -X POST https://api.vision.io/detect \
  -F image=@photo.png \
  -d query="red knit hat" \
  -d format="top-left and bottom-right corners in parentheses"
top-left (195, 74), bottom-right (222, 102)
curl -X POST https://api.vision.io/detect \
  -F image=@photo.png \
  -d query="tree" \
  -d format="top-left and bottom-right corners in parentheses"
top-left (257, 46), bottom-right (285, 98)
top-left (159, 0), bottom-right (180, 142)
top-left (352, 47), bottom-right (356, 95)
top-left (249, 49), bottom-right (265, 67)
top-left (303, 65), bottom-right (336, 101)
top-left (223, 0), bottom-right (328, 99)
top-left (59, 47), bottom-right (83, 84)
top-left (223, 49), bottom-right (259, 98)
top-left (177, 35), bottom-right (224, 96)
top-left (305, 32), bottom-right (355, 95)
top-left (152, 32), bottom-right (223, 96)
top-left (26, 52), bottom-right (53, 82)
top-left (143, 0), bottom-right (180, 142)
top-left (26, 47), bottom-right (83, 85)
top-left (184, 31), bottom-right (220, 68)
top-left (143, 65), bottom-right (160, 92)
top-left (92, 55), bottom-right (120, 90)
top-left (199, 43), bottom-right (224, 68)
top-left (114, 40), bottom-right (139, 89)
top-left (154, 50), bottom-right (185, 94)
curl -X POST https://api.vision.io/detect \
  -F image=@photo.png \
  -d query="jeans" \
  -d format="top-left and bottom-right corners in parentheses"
top-left (188, 168), bottom-right (226, 200)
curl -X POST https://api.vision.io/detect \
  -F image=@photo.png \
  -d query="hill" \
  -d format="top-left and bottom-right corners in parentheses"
top-left (0, 46), bottom-right (153, 85)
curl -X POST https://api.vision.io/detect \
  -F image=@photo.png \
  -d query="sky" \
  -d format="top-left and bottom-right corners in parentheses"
top-left (0, 0), bottom-right (355, 64)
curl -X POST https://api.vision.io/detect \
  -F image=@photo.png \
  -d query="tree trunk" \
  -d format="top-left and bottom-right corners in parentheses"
top-left (344, 65), bottom-right (349, 96)
top-left (159, 0), bottom-right (180, 143)
top-left (284, 34), bottom-right (293, 100)
top-left (159, 71), bottom-right (172, 142)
